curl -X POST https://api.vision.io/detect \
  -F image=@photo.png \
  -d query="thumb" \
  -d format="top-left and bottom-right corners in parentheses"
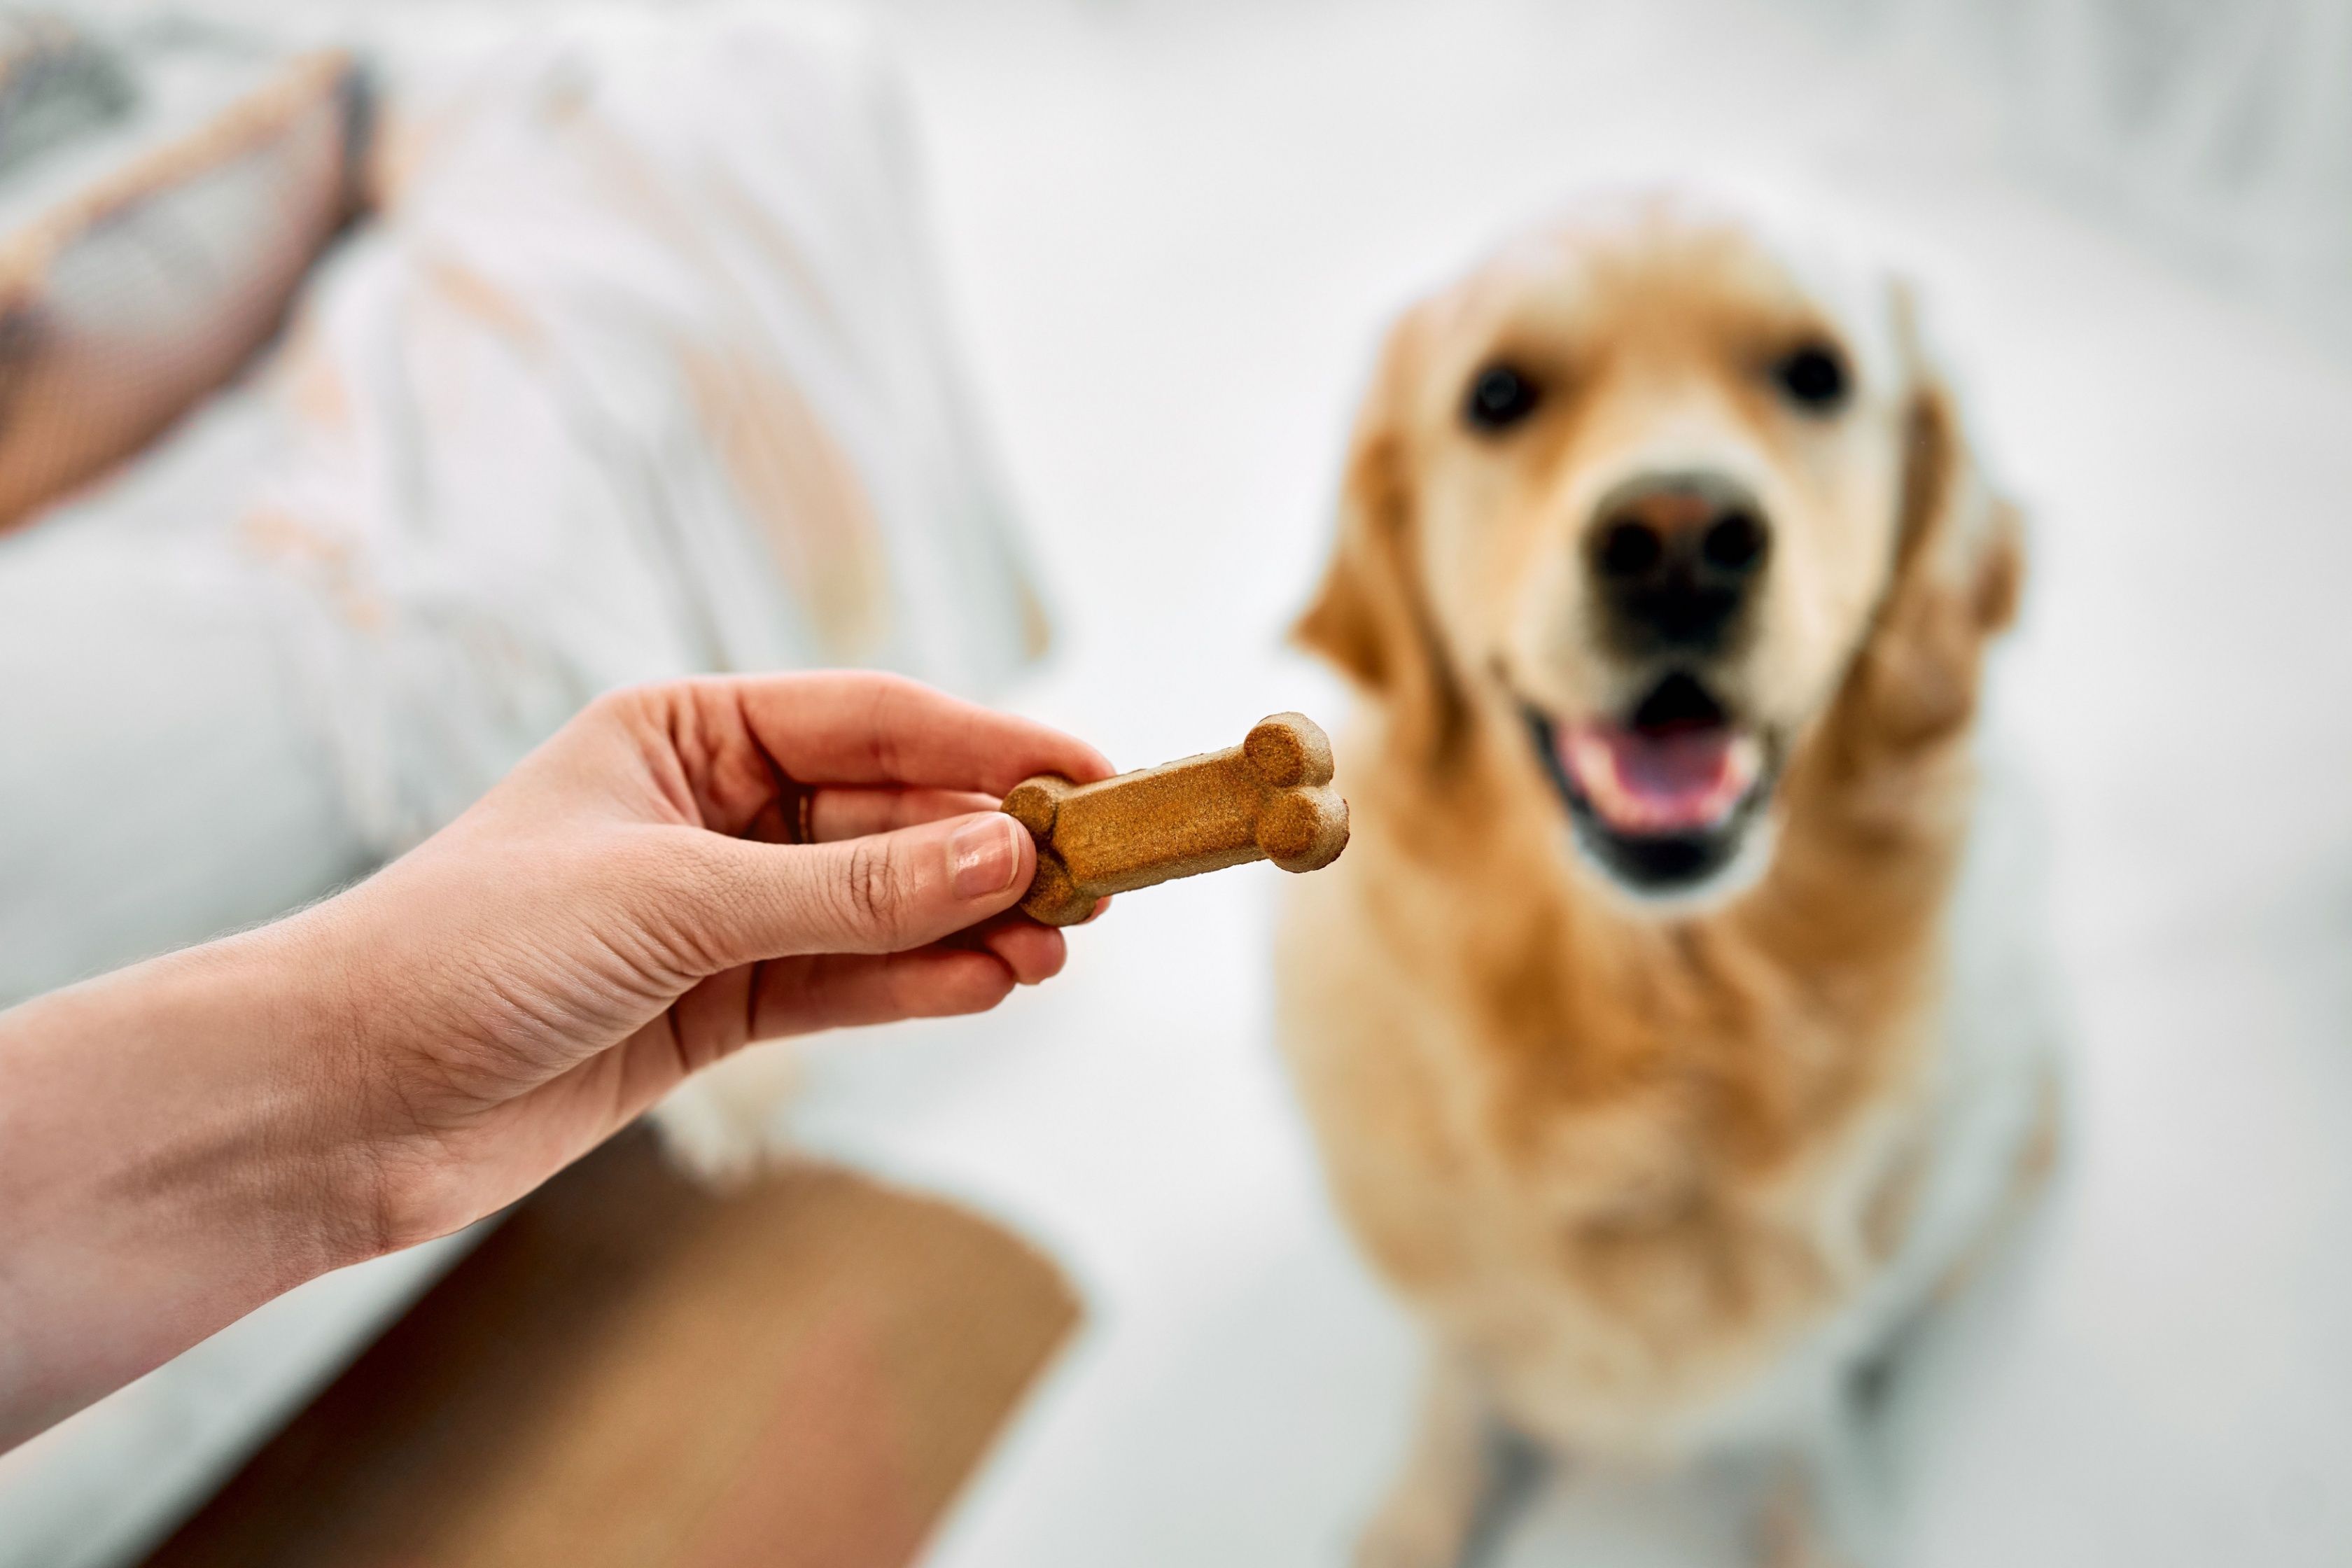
top-left (688, 810), bottom-right (1037, 965)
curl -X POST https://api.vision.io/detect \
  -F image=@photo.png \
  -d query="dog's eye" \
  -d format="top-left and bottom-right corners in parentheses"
top-left (1772, 342), bottom-right (1849, 414)
top-left (1464, 363), bottom-right (1541, 432)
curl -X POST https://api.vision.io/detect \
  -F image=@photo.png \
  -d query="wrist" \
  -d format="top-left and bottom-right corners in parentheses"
top-left (0, 920), bottom-right (389, 1441)
top-left (126, 922), bottom-right (392, 1278)
top-left (230, 904), bottom-right (404, 1270)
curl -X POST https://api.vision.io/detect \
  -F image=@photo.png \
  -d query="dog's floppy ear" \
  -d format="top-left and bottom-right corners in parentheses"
top-left (1892, 363), bottom-right (2023, 639)
top-left (1842, 286), bottom-right (2026, 754)
top-left (1294, 308), bottom-right (1466, 760)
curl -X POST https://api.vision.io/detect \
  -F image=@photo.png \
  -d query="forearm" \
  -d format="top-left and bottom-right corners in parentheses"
top-left (0, 916), bottom-right (382, 1450)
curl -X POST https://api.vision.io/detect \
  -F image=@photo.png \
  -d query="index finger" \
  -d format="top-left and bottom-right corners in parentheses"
top-left (724, 671), bottom-right (1114, 794)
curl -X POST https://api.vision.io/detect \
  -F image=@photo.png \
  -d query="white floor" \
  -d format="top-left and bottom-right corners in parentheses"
top-left (769, 1), bottom-right (2352, 1564)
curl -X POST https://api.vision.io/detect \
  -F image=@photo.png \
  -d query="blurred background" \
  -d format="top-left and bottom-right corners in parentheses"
top-left (3, 1), bottom-right (2351, 1564)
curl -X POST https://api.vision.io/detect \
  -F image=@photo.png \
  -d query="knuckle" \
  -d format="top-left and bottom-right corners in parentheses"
top-left (614, 832), bottom-right (736, 974)
top-left (680, 839), bottom-right (768, 969)
top-left (839, 839), bottom-right (910, 943)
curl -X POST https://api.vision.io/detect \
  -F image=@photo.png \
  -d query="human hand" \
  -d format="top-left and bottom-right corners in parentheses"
top-left (0, 671), bottom-right (1114, 1445)
top-left (286, 673), bottom-right (1114, 1253)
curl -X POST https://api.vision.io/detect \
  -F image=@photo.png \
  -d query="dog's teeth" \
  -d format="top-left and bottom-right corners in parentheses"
top-left (1726, 733), bottom-right (1763, 791)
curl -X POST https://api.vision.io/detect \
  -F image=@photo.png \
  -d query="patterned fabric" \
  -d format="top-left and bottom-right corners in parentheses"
top-left (231, 9), bottom-right (1048, 849)
top-left (0, 6), bottom-right (1044, 986)
top-left (0, 24), bottom-right (363, 529)
top-left (0, 16), bottom-right (1049, 1557)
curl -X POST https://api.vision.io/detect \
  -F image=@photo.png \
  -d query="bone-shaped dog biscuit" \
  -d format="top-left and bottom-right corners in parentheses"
top-left (1002, 713), bottom-right (1350, 926)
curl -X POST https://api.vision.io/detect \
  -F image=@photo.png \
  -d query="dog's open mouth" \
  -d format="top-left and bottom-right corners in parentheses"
top-left (1523, 672), bottom-right (1773, 892)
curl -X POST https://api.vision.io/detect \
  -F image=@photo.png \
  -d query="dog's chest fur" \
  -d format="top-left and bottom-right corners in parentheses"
top-left (1277, 714), bottom-right (1984, 1458)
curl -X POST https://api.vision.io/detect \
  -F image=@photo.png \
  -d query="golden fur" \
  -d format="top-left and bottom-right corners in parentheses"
top-left (1276, 192), bottom-right (2046, 1566)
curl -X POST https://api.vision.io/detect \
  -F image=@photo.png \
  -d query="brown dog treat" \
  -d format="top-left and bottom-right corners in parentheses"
top-left (1002, 713), bottom-right (1350, 926)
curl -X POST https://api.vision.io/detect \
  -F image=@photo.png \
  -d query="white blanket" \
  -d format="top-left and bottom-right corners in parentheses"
top-left (0, 4), bottom-right (1040, 1005)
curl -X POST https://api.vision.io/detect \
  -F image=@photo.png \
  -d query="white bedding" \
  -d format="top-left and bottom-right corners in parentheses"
top-left (0, 4), bottom-right (1038, 1007)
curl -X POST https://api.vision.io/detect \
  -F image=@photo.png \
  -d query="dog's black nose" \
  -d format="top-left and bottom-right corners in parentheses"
top-left (1588, 475), bottom-right (1770, 653)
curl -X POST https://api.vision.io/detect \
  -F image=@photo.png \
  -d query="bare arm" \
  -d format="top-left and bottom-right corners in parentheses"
top-left (0, 673), bottom-right (1112, 1449)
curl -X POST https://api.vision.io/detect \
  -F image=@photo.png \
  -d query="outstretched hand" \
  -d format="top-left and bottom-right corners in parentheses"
top-left (0, 673), bottom-right (1112, 1446)
top-left (307, 673), bottom-right (1114, 1250)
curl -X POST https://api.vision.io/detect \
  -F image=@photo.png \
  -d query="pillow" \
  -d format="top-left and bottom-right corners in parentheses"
top-left (0, 25), bottom-right (365, 532)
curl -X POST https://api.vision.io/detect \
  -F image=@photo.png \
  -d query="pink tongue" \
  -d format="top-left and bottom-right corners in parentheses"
top-left (1613, 729), bottom-right (1732, 799)
top-left (1559, 723), bottom-right (1749, 834)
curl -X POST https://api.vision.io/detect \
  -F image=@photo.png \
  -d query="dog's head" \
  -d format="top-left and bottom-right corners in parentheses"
top-left (1301, 190), bottom-right (2021, 900)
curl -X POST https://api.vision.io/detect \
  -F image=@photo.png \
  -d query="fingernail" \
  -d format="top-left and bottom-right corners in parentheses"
top-left (949, 814), bottom-right (1023, 899)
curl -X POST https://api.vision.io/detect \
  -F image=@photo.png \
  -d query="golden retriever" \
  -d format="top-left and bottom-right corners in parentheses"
top-left (1276, 189), bottom-right (2059, 1567)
